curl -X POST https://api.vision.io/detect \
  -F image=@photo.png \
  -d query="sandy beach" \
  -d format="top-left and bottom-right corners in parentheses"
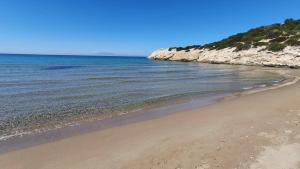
top-left (1, 71), bottom-right (300, 169)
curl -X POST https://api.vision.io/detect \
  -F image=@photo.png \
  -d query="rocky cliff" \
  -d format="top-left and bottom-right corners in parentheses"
top-left (149, 46), bottom-right (300, 68)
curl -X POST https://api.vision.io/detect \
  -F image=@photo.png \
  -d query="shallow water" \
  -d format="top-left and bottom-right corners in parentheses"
top-left (0, 54), bottom-right (286, 140)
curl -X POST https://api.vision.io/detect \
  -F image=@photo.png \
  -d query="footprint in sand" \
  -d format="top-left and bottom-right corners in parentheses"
top-left (289, 109), bottom-right (300, 113)
top-left (257, 132), bottom-right (276, 139)
top-left (284, 129), bottom-right (293, 134)
top-left (266, 121), bottom-right (272, 125)
top-left (250, 143), bottom-right (300, 169)
top-left (294, 134), bottom-right (300, 140)
top-left (175, 165), bottom-right (182, 169)
top-left (195, 163), bottom-right (210, 169)
top-left (292, 120), bottom-right (299, 125)
top-left (288, 110), bottom-right (300, 119)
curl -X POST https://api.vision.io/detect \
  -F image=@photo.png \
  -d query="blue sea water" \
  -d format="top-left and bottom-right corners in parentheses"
top-left (0, 54), bottom-right (285, 140)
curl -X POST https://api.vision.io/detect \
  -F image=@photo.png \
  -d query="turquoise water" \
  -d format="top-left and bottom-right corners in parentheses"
top-left (0, 54), bottom-right (285, 140)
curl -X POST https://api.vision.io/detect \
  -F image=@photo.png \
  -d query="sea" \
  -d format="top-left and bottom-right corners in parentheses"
top-left (0, 54), bottom-right (286, 143)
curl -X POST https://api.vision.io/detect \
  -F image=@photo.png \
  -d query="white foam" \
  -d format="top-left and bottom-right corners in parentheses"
top-left (243, 86), bottom-right (254, 90)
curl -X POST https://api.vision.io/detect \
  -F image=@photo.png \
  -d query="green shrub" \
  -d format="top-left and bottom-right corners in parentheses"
top-left (234, 43), bottom-right (251, 52)
top-left (171, 18), bottom-right (300, 52)
top-left (267, 43), bottom-right (287, 52)
top-left (227, 33), bottom-right (244, 42)
top-left (293, 34), bottom-right (300, 40)
top-left (285, 38), bottom-right (300, 46)
top-left (285, 18), bottom-right (295, 25)
top-left (265, 30), bottom-right (282, 39)
top-left (270, 36), bottom-right (288, 43)
top-left (175, 47), bottom-right (185, 51)
top-left (253, 42), bottom-right (268, 47)
top-left (186, 45), bottom-right (202, 49)
top-left (248, 27), bottom-right (266, 37)
top-left (252, 36), bottom-right (265, 42)
top-left (265, 24), bottom-right (281, 31)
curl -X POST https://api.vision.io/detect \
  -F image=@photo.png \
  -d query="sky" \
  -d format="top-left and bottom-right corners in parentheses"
top-left (0, 0), bottom-right (299, 56)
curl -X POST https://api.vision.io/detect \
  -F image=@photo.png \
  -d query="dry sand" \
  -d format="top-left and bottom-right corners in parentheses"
top-left (1, 73), bottom-right (300, 169)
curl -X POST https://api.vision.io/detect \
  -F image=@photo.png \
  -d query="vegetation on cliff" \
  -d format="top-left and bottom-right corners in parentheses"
top-left (170, 18), bottom-right (300, 52)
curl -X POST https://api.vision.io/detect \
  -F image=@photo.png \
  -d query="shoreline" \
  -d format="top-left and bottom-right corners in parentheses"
top-left (0, 69), bottom-right (295, 154)
top-left (1, 71), bottom-right (300, 168)
top-left (0, 68), bottom-right (291, 154)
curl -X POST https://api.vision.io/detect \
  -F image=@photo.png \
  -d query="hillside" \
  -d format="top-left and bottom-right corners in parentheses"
top-left (171, 19), bottom-right (300, 52)
top-left (149, 19), bottom-right (300, 68)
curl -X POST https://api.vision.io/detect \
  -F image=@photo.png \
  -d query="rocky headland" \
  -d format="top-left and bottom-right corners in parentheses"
top-left (149, 19), bottom-right (300, 68)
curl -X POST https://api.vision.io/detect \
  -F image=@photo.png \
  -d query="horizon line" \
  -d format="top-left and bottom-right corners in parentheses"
top-left (0, 52), bottom-right (147, 58)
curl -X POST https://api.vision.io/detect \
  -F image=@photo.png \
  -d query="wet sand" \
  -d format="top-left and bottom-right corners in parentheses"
top-left (1, 72), bottom-right (300, 169)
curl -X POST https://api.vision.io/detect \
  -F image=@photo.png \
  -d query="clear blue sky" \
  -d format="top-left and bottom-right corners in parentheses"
top-left (0, 0), bottom-right (299, 56)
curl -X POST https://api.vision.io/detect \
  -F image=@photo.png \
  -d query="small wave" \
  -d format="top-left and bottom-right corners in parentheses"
top-left (273, 79), bottom-right (285, 83)
top-left (0, 131), bottom-right (33, 141)
top-left (258, 84), bottom-right (267, 88)
top-left (242, 86), bottom-right (254, 90)
top-left (243, 84), bottom-right (269, 90)
top-left (87, 77), bottom-right (129, 81)
top-left (0, 80), bottom-right (63, 87)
